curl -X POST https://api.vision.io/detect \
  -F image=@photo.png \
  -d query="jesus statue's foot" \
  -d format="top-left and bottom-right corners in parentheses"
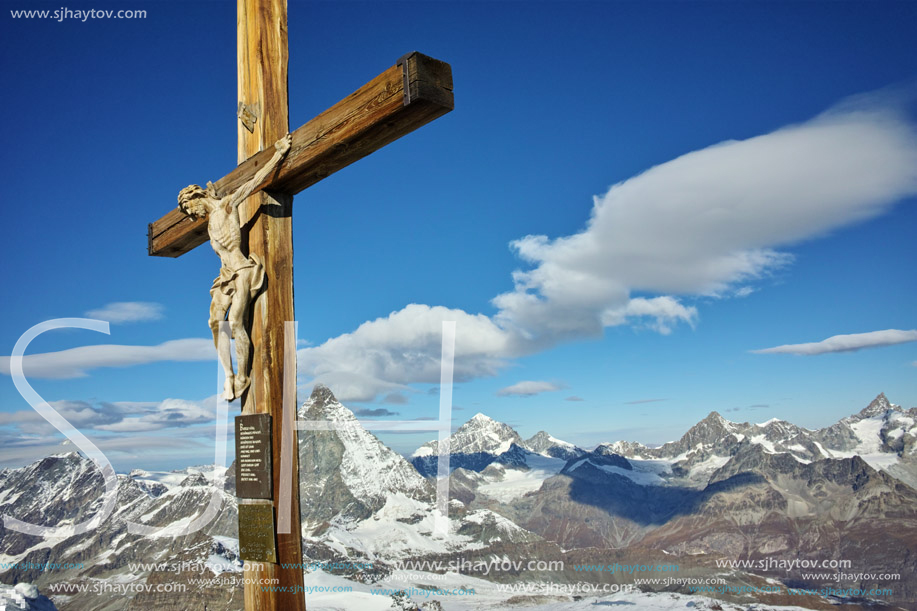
top-left (234, 375), bottom-right (251, 397)
top-left (222, 376), bottom-right (236, 401)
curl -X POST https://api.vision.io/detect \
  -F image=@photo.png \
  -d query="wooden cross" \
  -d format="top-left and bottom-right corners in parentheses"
top-left (145, 1), bottom-right (453, 609)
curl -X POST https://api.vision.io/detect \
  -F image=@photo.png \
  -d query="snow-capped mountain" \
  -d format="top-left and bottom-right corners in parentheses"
top-left (0, 453), bottom-right (241, 611)
top-left (3, 391), bottom-right (916, 610)
top-left (298, 384), bottom-right (431, 525)
top-left (411, 413), bottom-right (587, 477)
top-left (604, 393), bottom-right (917, 488)
top-left (810, 393), bottom-right (917, 485)
top-left (409, 413), bottom-right (592, 510)
top-left (402, 394), bottom-right (917, 605)
top-left (638, 443), bottom-right (917, 600)
top-left (297, 386), bottom-right (541, 560)
top-left (411, 413), bottom-right (525, 476)
top-left (524, 431), bottom-right (585, 461)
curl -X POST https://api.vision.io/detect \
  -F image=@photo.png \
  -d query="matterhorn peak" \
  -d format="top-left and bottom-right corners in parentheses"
top-left (308, 383), bottom-right (338, 406)
top-left (297, 385), bottom-right (429, 513)
top-left (469, 412), bottom-right (495, 423)
top-left (300, 384), bottom-right (355, 422)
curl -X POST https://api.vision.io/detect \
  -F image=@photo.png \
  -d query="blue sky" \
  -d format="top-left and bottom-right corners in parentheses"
top-left (1, 1), bottom-right (915, 471)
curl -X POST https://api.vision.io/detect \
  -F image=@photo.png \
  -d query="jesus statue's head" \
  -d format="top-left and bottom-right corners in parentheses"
top-left (177, 184), bottom-right (212, 219)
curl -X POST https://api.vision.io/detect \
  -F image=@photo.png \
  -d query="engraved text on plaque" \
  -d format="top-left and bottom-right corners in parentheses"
top-left (235, 414), bottom-right (273, 499)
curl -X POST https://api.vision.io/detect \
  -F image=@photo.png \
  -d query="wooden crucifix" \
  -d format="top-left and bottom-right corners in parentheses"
top-left (145, 1), bottom-right (453, 609)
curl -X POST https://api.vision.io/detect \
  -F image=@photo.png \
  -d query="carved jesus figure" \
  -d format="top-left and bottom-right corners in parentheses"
top-left (177, 134), bottom-right (292, 401)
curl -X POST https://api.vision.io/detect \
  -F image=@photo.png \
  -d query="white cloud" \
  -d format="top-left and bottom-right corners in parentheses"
top-left (494, 96), bottom-right (917, 345)
top-left (734, 286), bottom-right (756, 298)
top-left (298, 304), bottom-right (513, 402)
top-left (298, 92), bottom-right (917, 402)
top-left (496, 380), bottom-right (563, 397)
top-left (752, 329), bottom-right (917, 355)
top-left (600, 297), bottom-right (698, 335)
top-left (85, 301), bottom-right (164, 323)
top-left (0, 338), bottom-right (214, 379)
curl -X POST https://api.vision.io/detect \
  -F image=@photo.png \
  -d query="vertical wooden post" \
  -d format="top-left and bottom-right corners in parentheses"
top-left (237, 0), bottom-right (306, 609)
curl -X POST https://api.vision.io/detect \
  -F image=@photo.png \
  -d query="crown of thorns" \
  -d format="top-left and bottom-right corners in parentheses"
top-left (177, 183), bottom-right (220, 215)
top-left (177, 184), bottom-right (206, 208)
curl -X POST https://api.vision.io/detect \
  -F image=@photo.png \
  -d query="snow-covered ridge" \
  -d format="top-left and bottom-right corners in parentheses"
top-left (524, 430), bottom-right (584, 460)
top-left (407, 393), bottom-right (915, 492)
top-left (603, 393), bottom-right (917, 488)
top-left (412, 412), bottom-right (523, 458)
top-left (127, 465), bottom-right (228, 491)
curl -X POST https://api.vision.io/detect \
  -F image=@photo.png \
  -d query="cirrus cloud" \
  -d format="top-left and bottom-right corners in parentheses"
top-left (496, 380), bottom-right (563, 397)
top-left (624, 398), bottom-right (669, 405)
top-left (85, 301), bottom-right (164, 324)
top-left (0, 338), bottom-right (215, 379)
top-left (493, 93), bottom-right (917, 345)
top-left (751, 329), bottom-right (917, 355)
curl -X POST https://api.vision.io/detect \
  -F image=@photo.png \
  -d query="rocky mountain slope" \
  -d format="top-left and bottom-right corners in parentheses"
top-left (2, 391), bottom-right (914, 610)
top-left (410, 393), bottom-right (917, 607)
top-left (0, 454), bottom-right (241, 611)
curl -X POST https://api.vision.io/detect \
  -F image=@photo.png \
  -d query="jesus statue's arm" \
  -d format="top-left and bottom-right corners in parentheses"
top-left (229, 134), bottom-right (293, 209)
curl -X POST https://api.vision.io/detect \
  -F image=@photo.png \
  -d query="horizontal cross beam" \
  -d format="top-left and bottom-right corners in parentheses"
top-left (147, 52), bottom-right (453, 257)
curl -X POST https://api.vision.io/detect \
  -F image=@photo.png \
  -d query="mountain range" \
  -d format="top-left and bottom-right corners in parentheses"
top-left (0, 388), bottom-right (914, 610)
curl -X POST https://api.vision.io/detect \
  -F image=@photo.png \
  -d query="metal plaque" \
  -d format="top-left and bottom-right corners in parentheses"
top-left (235, 414), bottom-right (273, 499)
top-left (238, 501), bottom-right (277, 563)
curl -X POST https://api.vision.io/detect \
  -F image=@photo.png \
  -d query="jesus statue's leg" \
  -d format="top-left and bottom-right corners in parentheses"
top-left (227, 289), bottom-right (253, 399)
top-left (210, 293), bottom-right (235, 401)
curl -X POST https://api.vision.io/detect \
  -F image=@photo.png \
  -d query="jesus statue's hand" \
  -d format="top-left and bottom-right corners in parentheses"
top-left (276, 134), bottom-right (292, 156)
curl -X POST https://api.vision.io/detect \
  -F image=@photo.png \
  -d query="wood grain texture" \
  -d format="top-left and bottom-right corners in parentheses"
top-left (147, 52), bottom-right (453, 257)
top-left (236, 1), bottom-right (306, 610)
